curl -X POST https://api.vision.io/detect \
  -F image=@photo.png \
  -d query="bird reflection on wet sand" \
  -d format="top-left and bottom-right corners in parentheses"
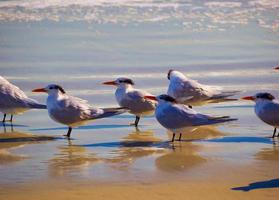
top-left (155, 126), bottom-right (225, 172)
top-left (103, 130), bottom-right (167, 170)
top-left (0, 130), bottom-right (56, 165)
top-left (48, 140), bottom-right (100, 177)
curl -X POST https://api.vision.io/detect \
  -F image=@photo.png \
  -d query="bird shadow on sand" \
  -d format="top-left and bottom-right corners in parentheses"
top-left (203, 136), bottom-right (274, 144)
top-left (29, 124), bottom-right (132, 132)
top-left (212, 104), bottom-right (254, 109)
top-left (110, 114), bottom-right (154, 119)
top-left (232, 178), bottom-right (279, 191)
top-left (81, 140), bottom-right (171, 149)
top-left (0, 123), bottom-right (28, 128)
top-left (0, 131), bottom-right (61, 143)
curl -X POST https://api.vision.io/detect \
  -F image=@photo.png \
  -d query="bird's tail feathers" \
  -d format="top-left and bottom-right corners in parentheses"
top-left (92, 107), bottom-right (128, 119)
top-left (208, 115), bottom-right (238, 124)
top-left (211, 90), bottom-right (241, 99)
top-left (26, 99), bottom-right (47, 109)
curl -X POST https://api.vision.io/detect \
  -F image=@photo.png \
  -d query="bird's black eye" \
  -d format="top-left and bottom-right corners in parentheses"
top-left (49, 87), bottom-right (53, 89)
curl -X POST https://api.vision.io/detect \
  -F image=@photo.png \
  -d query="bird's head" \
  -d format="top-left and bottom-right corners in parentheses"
top-left (167, 69), bottom-right (186, 81)
top-left (32, 84), bottom-right (66, 95)
top-left (144, 94), bottom-right (177, 104)
top-left (103, 77), bottom-right (135, 88)
top-left (242, 92), bottom-right (275, 102)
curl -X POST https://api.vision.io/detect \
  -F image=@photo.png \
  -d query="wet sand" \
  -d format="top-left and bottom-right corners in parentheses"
top-left (0, 1), bottom-right (279, 198)
top-left (1, 160), bottom-right (278, 200)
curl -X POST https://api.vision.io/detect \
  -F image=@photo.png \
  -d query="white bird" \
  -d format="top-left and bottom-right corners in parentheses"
top-left (144, 94), bottom-right (237, 142)
top-left (242, 92), bottom-right (279, 138)
top-left (103, 78), bottom-right (156, 127)
top-left (32, 84), bottom-right (127, 138)
top-left (0, 75), bottom-right (46, 123)
top-left (167, 70), bottom-right (239, 105)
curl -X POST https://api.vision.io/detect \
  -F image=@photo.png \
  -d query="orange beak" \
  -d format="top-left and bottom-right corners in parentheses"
top-left (32, 88), bottom-right (47, 93)
top-left (144, 95), bottom-right (157, 101)
top-left (102, 81), bottom-right (117, 86)
top-left (241, 96), bottom-right (255, 101)
top-left (274, 66), bottom-right (279, 70)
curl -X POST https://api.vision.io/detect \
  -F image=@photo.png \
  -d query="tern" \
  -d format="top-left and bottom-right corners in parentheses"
top-left (144, 94), bottom-right (237, 142)
top-left (32, 84), bottom-right (127, 138)
top-left (167, 70), bottom-right (239, 105)
top-left (103, 78), bottom-right (156, 127)
top-left (242, 92), bottom-right (279, 138)
top-left (0, 75), bottom-right (46, 123)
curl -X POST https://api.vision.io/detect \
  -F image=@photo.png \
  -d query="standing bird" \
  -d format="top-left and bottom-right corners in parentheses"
top-left (103, 78), bottom-right (156, 127)
top-left (242, 92), bottom-right (279, 138)
top-left (0, 75), bottom-right (46, 123)
top-left (32, 84), bottom-right (126, 138)
top-left (167, 70), bottom-right (239, 105)
top-left (144, 94), bottom-right (237, 142)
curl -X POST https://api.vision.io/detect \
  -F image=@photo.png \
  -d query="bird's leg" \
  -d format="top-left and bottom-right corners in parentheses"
top-left (131, 116), bottom-right (140, 127)
top-left (272, 128), bottom-right (277, 138)
top-left (65, 127), bottom-right (72, 138)
top-left (3, 123), bottom-right (6, 133)
top-left (171, 133), bottom-right (175, 142)
top-left (179, 133), bottom-right (182, 141)
top-left (135, 116), bottom-right (140, 127)
top-left (2, 114), bottom-right (6, 123)
top-left (9, 115), bottom-right (13, 122)
top-left (11, 123), bottom-right (14, 132)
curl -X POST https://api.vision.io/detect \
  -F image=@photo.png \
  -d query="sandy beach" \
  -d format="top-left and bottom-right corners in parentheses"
top-left (0, 0), bottom-right (279, 199)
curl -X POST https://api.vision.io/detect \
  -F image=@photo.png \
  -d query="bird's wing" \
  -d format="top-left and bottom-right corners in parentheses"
top-left (158, 104), bottom-right (236, 129)
top-left (0, 78), bottom-right (32, 108)
top-left (258, 100), bottom-right (279, 126)
top-left (56, 95), bottom-right (93, 120)
top-left (126, 89), bottom-right (152, 100)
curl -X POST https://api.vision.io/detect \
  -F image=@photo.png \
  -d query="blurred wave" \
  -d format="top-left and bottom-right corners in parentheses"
top-left (0, 0), bottom-right (278, 31)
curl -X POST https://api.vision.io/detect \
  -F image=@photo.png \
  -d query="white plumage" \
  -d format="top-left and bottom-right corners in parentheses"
top-left (33, 84), bottom-right (126, 138)
top-left (103, 77), bottom-right (156, 127)
top-left (167, 70), bottom-right (239, 105)
top-left (145, 94), bottom-right (237, 142)
top-left (242, 92), bottom-right (279, 138)
top-left (0, 75), bottom-right (46, 122)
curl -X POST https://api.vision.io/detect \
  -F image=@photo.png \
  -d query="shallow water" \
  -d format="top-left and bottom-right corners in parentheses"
top-left (0, 0), bottom-right (279, 196)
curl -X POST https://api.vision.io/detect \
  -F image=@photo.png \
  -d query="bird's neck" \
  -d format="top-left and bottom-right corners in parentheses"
top-left (47, 92), bottom-right (64, 101)
top-left (118, 84), bottom-right (133, 91)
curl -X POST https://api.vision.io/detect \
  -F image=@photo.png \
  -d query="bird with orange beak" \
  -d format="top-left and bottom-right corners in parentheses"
top-left (32, 84), bottom-right (126, 138)
top-left (144, 94), bottom-right (237, 142)
top-left (242, 92), bottom-right (279, 138)
top-left (103, 78), bottom-right (156, 128)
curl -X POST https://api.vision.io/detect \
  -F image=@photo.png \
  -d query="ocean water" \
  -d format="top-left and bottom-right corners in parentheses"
top-left (0, 0), bottom-right (279, 186)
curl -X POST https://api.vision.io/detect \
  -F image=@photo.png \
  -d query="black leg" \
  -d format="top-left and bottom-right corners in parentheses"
top-left (3, 123), bottom-right (6, 132)
top-left (272, 128), bottom-right (277, 138)
top-left (134, 116), bottom-right (140, 127)
top-left (66, 127), bottom-right (72, 138)
top-left (179, 133), bottom-right (182, 141)
top-left (10, 115), bottom-right (13, 122)
top-left (2, 114), bottom-right (6, 123)
top-left (171, 133), bottom-right (175, 142)
top-left (11, 123), bottom-right (14, 132)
